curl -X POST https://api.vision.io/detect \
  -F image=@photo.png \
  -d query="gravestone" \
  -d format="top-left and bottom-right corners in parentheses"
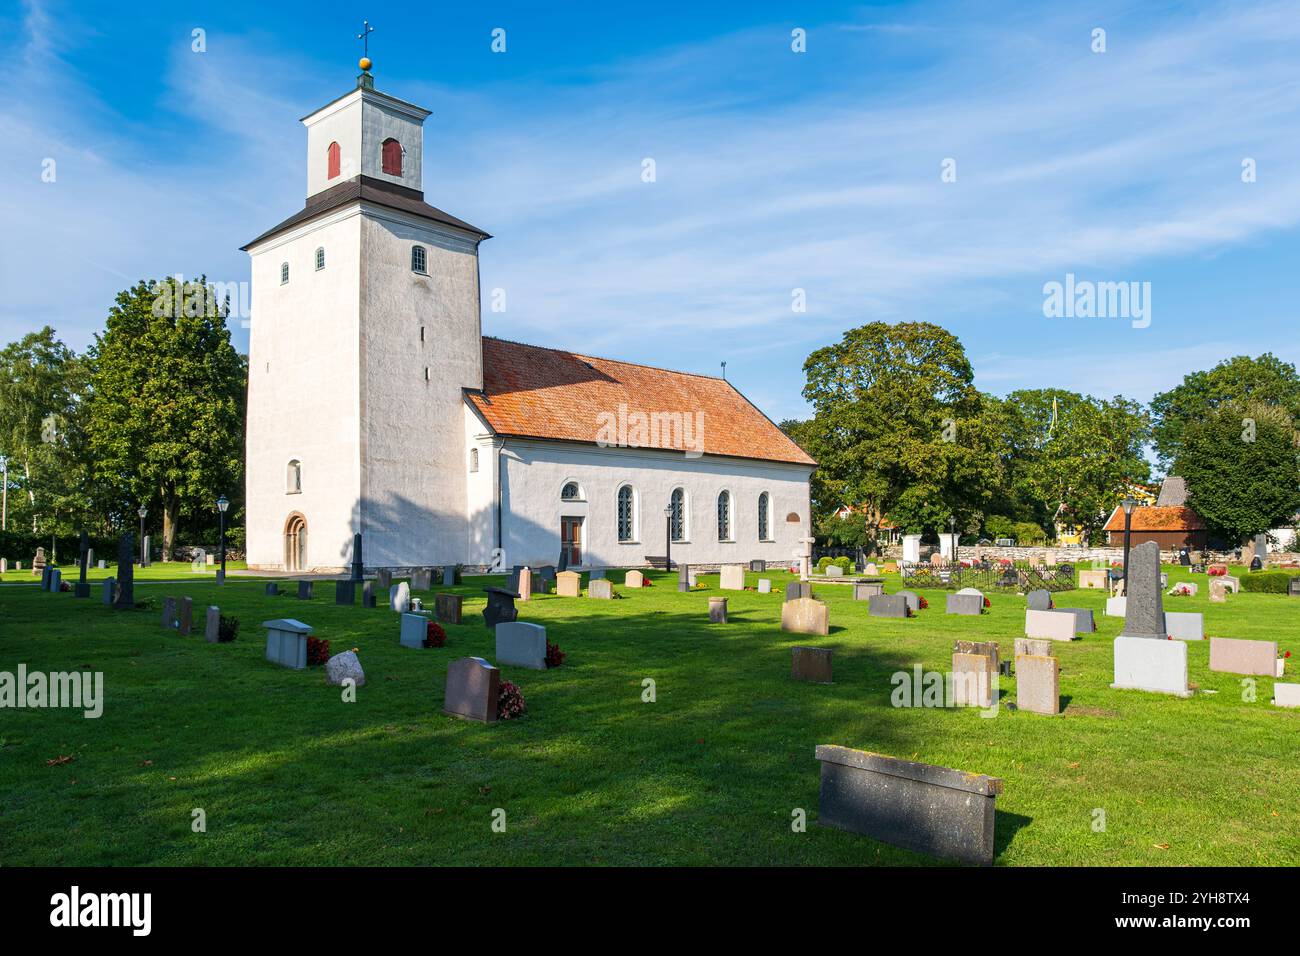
top-left (335, 580), bottom-right (355, 605)
top-left (719, 565), bottom-right (745, 590)
top-left (953, 640), bottom-right (1000, 680)
top-left (162, 597), bottom-right (178, 630)
top-left (864, 563), bottom-right (879, 575)
top-left (896, 590), bottom-right (920, 613)
top-left (589, 568), bottom-right (606, 580)
top-left (1209, 637), bottom-right (1278, 676)
top-left (1078, 569), bottom-right (1106, 589)
top-left (785, 581), bottom-right (812, 602)
top-left (495, 621), bottom-right (548, 670)
top-left (141, 535), bottom-right (151, 567)
top-left (677, 563), bottom-right (691, 593)
top-left (33, 546), bottom-right (47, 578)
top-left (362, 581), bottom-right (376, 608)
top-left (410, 568), bottom-right (432, 591)
top-left (505, 566), bottom-right (523, 592)
top-left (50, 568), bottom-right (62, 592)
top-left (1052, 607), bottom-right (1095, 634)
top-left (781, 597), bottom-right (829, 635)
top-left (1112, 636), bottom-right (1189, 697)
top-left (390, 582), bottom-right (410, 613)
top-left (178, 598), bottom-right (194, 636)
top-left (1170, 581), bottom-right (1198, 596)
top-left (264, 582), bottom-right (280, 596)
top-left (1105, 596), bottom-right (1126, 617)
top-left (853, 581), bottom-right (884, 601)
top-left (191, 549), bottom-right (206, 572)
top-left (435, 592), bottom-right (463, 624)
top-left (97, 559), bottom-right (106, 570)
top-left (1, 558), bottom-right (8, 574)
top-left (40, 564), bottom-right (51, 591)
top-left (517, 567), bottom-right (533, 602)
top-left (757, 578), bottom-right (772, 594)
top-left (375, 568), bottom-right (392, 589)
top-left (1014, 637), bottom-right (1052, 658)
top-left (952, 652), bottom-right (996, 708)
top-left (750, 559), bottom-right (766, 573)
top-left (815, 745), bottom-right (1001, 866)
top-left (589, 578), bottom-right (613, 600)
top-left (868, 594), bottom-right (908, 619)
top-left (1222, 575), bottom-right (1240, 594)
top-left (1025, 590), bottom-right (1052, 611)
top-left (263, 618), bottom-right (311, 670)
top-left (791, 646), bottom-right (833, 684)
top-left (1273, 684), bottom-right (1300, 708)
top-left (351, 533), bottom-right (364, 581)
top-left (399, 613), bottom-right (429, 649)
top-left (326, 650), bottom-right (366, 687)
top-left (824, 564), bottom-right (844, 577)
top-left (1024, 609), bottom-right (1075, 642)
top-left (556, 571), bottom-right (581, 597)
top-left (297, 580), bottom-right (313, 600)
top-left (1015, 654), bottom-right (1060, 715)
top-left (624, 569), bottom-right (645, 588)
top-left (708, 597), bottom-right (728, 624)
top-left (1209, 579), bottom-right (1226, 603)
top-left (442, 565), bottom-right (456, 587)
top-left (1118, 541), bottom-right (1165, 641)
top-left (75, 531), bottom-right (90, 598)
top-left (956, 587), bottom-right (983, 597)
top-left (536, 565), bottom-right (556, 590)
top-left (204, 606), bottom-right (220, 643)
top-left (101, 577), bottom-right (116, 605)
top-left (444, 657), bottom-right (500, 723)
top-left (482, 587), bottom-right (519, 628)
top-left (1165, 611), bottom-right (1203, 640)
top-left (945, 593), bottom-right (983, 616)
top-left (687, 569), bottom-right (699, 587)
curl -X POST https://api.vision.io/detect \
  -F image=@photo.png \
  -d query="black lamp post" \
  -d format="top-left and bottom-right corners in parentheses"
top-left (949, 515), bottom-right (959, 567)
top-left (137, 505), bottom-right (148, 566)
top-left (1121, 497), bottom-right (1136, 585)
top-left (664, 504), bottom-right (674, 570)
top-left (217, 495), bottom-right (229, 582)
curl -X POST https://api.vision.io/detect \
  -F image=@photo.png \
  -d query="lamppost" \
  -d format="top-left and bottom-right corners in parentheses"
top-left (138, 505), bottom-right (148, 566)
top-left (664, 504), bottom-right (674, 570)
top-left (217, 495), bottom-right (229, 583)
top-left (1121, 497), bottom-right (1136, 588)
top-left (949, 515), bottom-right (959, 567)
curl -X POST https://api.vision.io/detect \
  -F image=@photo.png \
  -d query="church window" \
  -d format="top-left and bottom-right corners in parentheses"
top-left (469, 448), bottom-right (479, 473)
top-left (315, 247), bottom-right (325, 271)
top-left (287, 460), bottom-right (302, 494)
top-left (758, 492), bottom-right (771, 541)
top-left (327, 141), bottom-right (341, 180)
top-left (561, 481), bottom-right (583, 501)
top-left (717, 490), bottom-right (732, 541)
top-left (617, 485), bottom-right (635, 542)
top-left (411, 245), bottom-right (427, 274)
top-left (280, 262), bottom-right (289, 285)
top-left (381, 138), bottom-right (403, 176)
top-left (670, 488), bottom-right (686, 542)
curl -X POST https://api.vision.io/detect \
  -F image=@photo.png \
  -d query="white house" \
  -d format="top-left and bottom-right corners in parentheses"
top-left (242, 69), bottom-right (814, 573)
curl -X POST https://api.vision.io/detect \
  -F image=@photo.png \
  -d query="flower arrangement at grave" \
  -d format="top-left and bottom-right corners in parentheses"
top-left (306, 635), bottom-right (331, 665)
top-left (1208, 565), bottom-right (1227, 576)
top-left (59, 581), bottom-right (71, 592)
top-left (917, 595), bottom-right (929, 610)
top-left (641, 576), bottom-right (654, 587)
top-left (1168, 583), bottom-right (1194, 597)
top-left (545, 641), bottom-right (566, 668)
top-left (497, 680), bottom-right (527, 719)
top-left (691, 582), bottom-right (709, 590)
top-left (423, 621), bottom-right (447, 648)
top-left (983, 596), bottom-right (991, 608)
top-left (218, 615), bottom-right (239, 643)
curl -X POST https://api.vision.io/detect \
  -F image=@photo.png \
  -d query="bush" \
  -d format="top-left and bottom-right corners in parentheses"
top-left (545, 641), bottom-right (566, 668)
top-left (497, 680), bottom-right (526, 719)
top-left (423, 621), bottom-right (447, 648)
top-left (1241, 572), bottom-right (1292, 594)
top-left (307, 635), bottom-right (331, 665)
top-left (1011, 521), bottom-right (1048, 546)
top-left (218, 615), bottom-right (239, 643)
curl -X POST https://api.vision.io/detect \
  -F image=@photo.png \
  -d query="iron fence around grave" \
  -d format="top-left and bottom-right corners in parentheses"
top-left (898, 561), bottom-right (1077, 592)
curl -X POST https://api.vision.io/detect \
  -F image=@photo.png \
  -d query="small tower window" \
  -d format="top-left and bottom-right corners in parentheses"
top-left (280, 262), bottom-right (289, 285)
top-left (327, 141), bottom-right (341, 180)
top-left (287, 460), bottom-right (302, 494)
top-left (469, 448), bottom-right (479, 473)
top-left (561, 482), bottom-right (583, 501)
top-left (381, 138), bottom-right (403, 176)
top-left (411, 245), bottom-right (427, 274)
top-left (315, 247), bottom-right (325, 271)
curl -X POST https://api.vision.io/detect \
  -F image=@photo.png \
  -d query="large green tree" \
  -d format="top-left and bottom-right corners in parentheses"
top-left (1151, 354), bottom-right (1300, 469)
top-left (1174, 402), bottom-right (1300, 546)
top-left (84, 277), bottom-right (246, 560)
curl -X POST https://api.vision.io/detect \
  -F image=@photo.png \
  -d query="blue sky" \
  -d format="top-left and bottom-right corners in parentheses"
top-left (4, 0), bottom-right (1299, 423)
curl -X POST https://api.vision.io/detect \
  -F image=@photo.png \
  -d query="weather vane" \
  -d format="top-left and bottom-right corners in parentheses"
top-left (357, 20), bottom-right (375, 72)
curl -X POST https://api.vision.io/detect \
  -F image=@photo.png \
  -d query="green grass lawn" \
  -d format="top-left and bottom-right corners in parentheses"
top-left (1, 565), bottom-right (1297, 866)
top-left (1, 560), bottom-right (249, 584)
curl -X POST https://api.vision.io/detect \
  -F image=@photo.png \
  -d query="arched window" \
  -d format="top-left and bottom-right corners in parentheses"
top-left (617, 485), bottom-right (635, 542)
top-left (381, 137), bottom-right (403, 176)
top-left (287, 460), bottom-right (302, 494)
top-left (758, 492), bottom-right (771, 541)
top-left (280, 262), bottom-right (289, 285)
top-left (561, 481), bottom-right (582, 501)
top-left (411, 245), bottom-right (427, 274)
top-left (670, 488), bottom-right (685, 542)
top-left (315, 247), bottom-right (325, 271)
top-left (717, 490), bottom-right (731, 541)
top-left (469, 448), bottom-right (479, 473)
top-left (327, 141), bottom-right (341, 180)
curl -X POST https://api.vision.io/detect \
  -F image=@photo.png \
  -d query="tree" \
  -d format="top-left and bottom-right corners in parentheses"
top-left (797, 322), bottom-right (999, 537)
top-left (83, 278), bottom-right (246, 560)
top-left (1151, 354), bottom-right (1300, 468)
top-left (1174, 402), bottom-right (1300, 546)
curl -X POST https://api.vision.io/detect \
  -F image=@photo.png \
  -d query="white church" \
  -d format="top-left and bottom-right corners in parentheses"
top-left (243, 66), bottom-right (814, 573)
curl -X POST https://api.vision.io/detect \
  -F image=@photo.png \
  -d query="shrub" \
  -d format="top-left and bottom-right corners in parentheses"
top-left (833, 556), bottom-right (851, 572)
top-left (1241, 572), bottom-right (1292, 594)
top-left (497, 680), bottom-right (526, 719)
top-left (306, 635), bottom-right (331, 665)
top-left (217, 615), bottom-right (239, 643)
top-left (816, 556), bottom-right (833, 572)
top-left (545, 641), bottom-right (566, 668)
top-left (423, 621), bottom-right (447, 648)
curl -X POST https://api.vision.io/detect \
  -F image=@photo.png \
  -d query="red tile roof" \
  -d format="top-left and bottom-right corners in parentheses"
top-left (467, 338), bottom-right (815, 466)
top-left (1103, 505), bottom-right (1205, 533)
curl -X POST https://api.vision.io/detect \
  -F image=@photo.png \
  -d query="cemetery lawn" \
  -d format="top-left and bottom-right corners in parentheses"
top-left (0, 560), bottom-right (249, 585)
top-left (1, 567), bottom-right (1297, 866)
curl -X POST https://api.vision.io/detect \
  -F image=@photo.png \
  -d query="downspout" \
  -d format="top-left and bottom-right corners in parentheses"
top-left (495, 438), bottom-right (506, 554)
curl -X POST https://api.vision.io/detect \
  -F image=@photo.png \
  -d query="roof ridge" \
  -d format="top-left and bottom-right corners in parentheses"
top-left (482, 336), bottom-right (729, 384)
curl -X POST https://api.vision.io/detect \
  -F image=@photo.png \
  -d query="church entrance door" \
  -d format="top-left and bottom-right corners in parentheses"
top-left (285, 514), bottom-right (307, 571)
top-left (560, 516), bottom-right (583, 567)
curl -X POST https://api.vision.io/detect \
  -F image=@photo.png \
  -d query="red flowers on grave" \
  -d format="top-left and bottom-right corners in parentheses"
top-left (545, 641), bottom-right (566, 668)
top-left (1208, 565), bottom-right (1227, 576)
top-left (983, 596), bottom-right (992, 608)
top-left (306, 635), bottom-right (331, 665)
top-left (1286, 651), bottom-right (1293, 659)
top-left (641, 576), bottom-right (654, 587)
top-left (917, 595), bottom-right (929, 610)
top-left (498, 680), bottom-right (527, 719)
top-left (424, 621), bottom-right (447, 648)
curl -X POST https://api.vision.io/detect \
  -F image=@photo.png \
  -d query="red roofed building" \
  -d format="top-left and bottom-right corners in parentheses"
top-left (1103, 505), bottom-right (1207, 549)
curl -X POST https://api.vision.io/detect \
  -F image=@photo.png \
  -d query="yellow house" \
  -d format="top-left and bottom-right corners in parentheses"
top-left (1053, 482), bottom-right (1157, 545)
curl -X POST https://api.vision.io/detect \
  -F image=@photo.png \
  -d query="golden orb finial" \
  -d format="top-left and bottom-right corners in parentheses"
top-left (359, 56), bottom-right (372, 71)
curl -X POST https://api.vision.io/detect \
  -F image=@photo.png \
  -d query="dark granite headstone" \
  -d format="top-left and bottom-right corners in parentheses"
top-left (750, 559), bottom-right (766, 573)
top-left (362, 580), bottom-right (377, 608)
top-left (113, 534), bottom-right (135, 610)
top-left (41, 564), bottom-right (52, 591)
top-left (945, 593), bottom-right (983, 615)
top-left (1119, 540), bottom-right (1165, 640)
top-left (442, 565), bottom-right (456, 586)
top-left (75, 531), bottom-right (91, 598)
top-left (436, 592), bottom-right (463, 625)
top-left (1053, 607), bottom-right (1095, 634)
top-left (483, 587), bottom-right (520, 629)
top-left (869, 594), bottom-right (909, 618)
top-left (791, 646), bottom-right (833, 683)
top-left (1250, 556), bottom-right (1263, 572)
top-left (785, 581), bottom-right (813, 602)
top-left (101, 577), bottom-right (116, 605)
top-left (264, 582), bottom-right (280, 596)
top-left (444, 657), bottom-right (500, 723)
top-left (1025, 589), bottom-right (1052, 611)
top-left (335, 580), bottom-right (355, 605)
top-left (351, 533), bottom-right (364, 581)
top-left (178, 597), bottom-right (194, 636)
top-left (505, 566), bottom-right (523, 592)
top-left (297, 580), bottom-right (313, 600)
top-left (162, 597), bottom-right (177, 630)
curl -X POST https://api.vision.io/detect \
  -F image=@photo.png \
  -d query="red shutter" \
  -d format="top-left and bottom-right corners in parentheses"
top-left (381, 138), bottom-right (402, 176)
top-left (327, 142), bottom-right (340, 179)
